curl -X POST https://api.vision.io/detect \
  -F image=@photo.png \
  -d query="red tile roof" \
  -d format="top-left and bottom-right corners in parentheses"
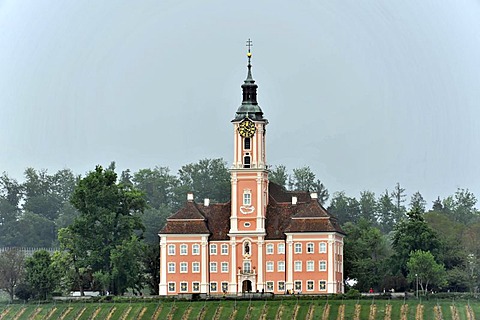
top-left (159, 182), bottom-right (344, 238)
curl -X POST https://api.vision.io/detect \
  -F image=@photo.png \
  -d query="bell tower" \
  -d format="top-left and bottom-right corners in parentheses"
top-left (229, 40), bottom-right (269, 236)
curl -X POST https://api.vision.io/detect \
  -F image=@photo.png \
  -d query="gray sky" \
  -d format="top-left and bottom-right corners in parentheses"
top-left (1, 0), bottom-right (479, 205)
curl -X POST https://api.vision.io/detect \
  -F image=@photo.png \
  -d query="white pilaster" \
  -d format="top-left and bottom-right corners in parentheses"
top-left (201, 236), bottom-right (209, 293)
top-left (230, 238), bottom-right (237, 293)
top-left (159, 237), bottom-right (167, 295)
top-left (257, 237), bottom-right (264, 290)
top-left (327, 236), bottom-right (334, 293)
top-left (286, 235), bottom-right (293, 291)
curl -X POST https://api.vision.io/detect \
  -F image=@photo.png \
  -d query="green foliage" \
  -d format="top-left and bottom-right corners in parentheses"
top-left (60, 165), bottom-right (147, 295)
top-left (406, 250), bottom-right (447, 294)
top-left (377, 189), bottom-right (395, 233)
top-left (343, 219), bottom-right (389, 291)
top-left (409, 191), bottom-right (426, 213)
top-left (289, 166), bottom-right (329, 204)
top-left (25, 250), bottom-right (58, 300)
top-left (133, 166), bottom-right (178, 210)
top-left (359, 190), bottom-right (377, 225)
top-left (14, 282), bottom-right (32, 301)
top-left (269, 165), bottom-right (288, 188)
top-left (328, 191), bottom-right (360, 224)
top-left (392, 210), bottom-right (440, 276)
top-left (177, 158), bottom-right (230, 205)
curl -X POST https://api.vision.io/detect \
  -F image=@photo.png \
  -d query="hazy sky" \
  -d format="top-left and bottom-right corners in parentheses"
top-left (1, 0), bottom-right (479, 205)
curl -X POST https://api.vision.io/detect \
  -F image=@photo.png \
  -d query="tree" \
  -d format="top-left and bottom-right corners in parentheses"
top-left (289, 166), bottom-right (329, 205)
top-left (391, 182), bottom-right (407, 222)
top-left (377, 190), bottom-right (395, 233)
top-left (359, 191), bottom-right (377, 225)
top-left (343, 219), bottom-right (389, 291)
top-left (328, 191), bottom-right (360, 224)
top-left (392, 207), bottom-right (441, 276)
top-left (0, 172), bottom-right (22, 208)
top-left (407, 250), bottom-right (447, 295)
top-left (60, 165), bottom-right (147, 295)
top-left (25, 250), bottom-right (58, 300)
top-left (133, 167), bottom-right (178, 210)
top-left (0, 249), bottom-right (25, 302)
top-left (177, 158), bottom-right (230, 205)
top-left (269, 165), bottom-right (288, 189)
top-left (409, 191), bottom-right (426, 213)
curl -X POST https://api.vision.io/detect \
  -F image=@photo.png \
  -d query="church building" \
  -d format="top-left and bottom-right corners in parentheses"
top-left (159, 45), bottom-right (345, 296)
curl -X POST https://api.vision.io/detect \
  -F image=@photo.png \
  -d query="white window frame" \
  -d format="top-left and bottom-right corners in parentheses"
top-left (192, 282), bottom-right (200, 292)
top-left (266, 244), bottom-right (274, 254)
top-left (168, 262), bottom-right (175, 273)
top-left (168, 244), bottom-right (175, 255)
top-left (319, 260), bottom-right (327, 271)
top-left (168, 282), bottom-right (175, 292)
top-left (180, 244), bottom-right (187, 255)
top-left (294, 281), bottom-right (302, 291)
top-left (319, 280), bottom-right (327, 291)
top-left (306, 280), bottom-right (314, 291)
top-left (278, 281), bottom-right (285, 292)
top-left (210, 282), bottom-right (218, 292)
top-left (180, 262), bottom-right (188, 273)
top-left (307, 242), bottom-right (314, 253)
top-left (266, 261), bottom-right (274, 272)
top-left (266, 281), bottom-right (274, 291)
top-left (221, 282), bottom-right (229, 293)
top-left (294, 261), bottom-right (302, 272)
top-left (210, 262), bottom-right (217, 273)
top-left (210, 244), bottom-right (217, 255)
top-left (278, 243), bottom-right (285, 254)
top-left (278, 261), bottom-right (285, 272)
top-left (221, 244), bottom-right (228, 255)
top-left (243, 192), bottom-right (251, 206)
top-left (294, 243), bottom-right (302, 254)
top-left (243, 261), bottom-right (251, 273)
top-left (306, 260), bottom-right (314, 272)
top-left (192, 262), bottom-right (200, 273)
top-left (180, 281), bottom-right (188, 292)
top-left (192, 244), bottom-right (200, 255)
top-left (221, 262), bottom-right (229, 273)
top-left (319, 242), bottom-right (327, 253)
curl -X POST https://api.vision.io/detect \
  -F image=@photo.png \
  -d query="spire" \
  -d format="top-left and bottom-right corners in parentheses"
top-left (233, 39), bottom-right (264, 121)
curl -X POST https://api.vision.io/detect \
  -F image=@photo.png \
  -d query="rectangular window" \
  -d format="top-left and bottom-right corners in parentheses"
top-left (210, 244), bottom-right (217, 255)
top-left (266, 261), bottom-right (274, 272)
top-left (243, 261), bottom-right (251, 273)
top-left (192, 262), bottom-right (200, 273)
top-left (319, 280), bottom-right (326, 291)
top-left (294, 281), bottom-right (302, 291)
top-left (244, 137), bottom-right (251, 150)
top-left (307, 261), bottom-right (314, 272)
top-left (180, 282), bottom-right (188, 292)
top-left (319, 242), bottom-right (327, 253)
top-left (266, 244), bottom-right (274, 254)
top-left (278, 243), bottom-right (285, 254)
top-left (222, 282), bottom-right (229, 293)
top-left (319, 261), bottom-right (327, 271)
top-left (221, 262), bottom-right (229, 273)
top-left (221, 244), bottom-right (228, 255)
top-left (278, 281), bottom-right (285, 292)
top-left (168, 262), bottom-right (175, 273)
top-left (210, 282), bottom-right (217, 292)
top-left (307, 280), bottom-right (314, 291)
top-left (210, 262), bottom-right (217, 272)
top-left (192, 244), bottom-right (200, 255)
top-left (243, 193), bottom-right (251, 206)
top-left (193, 282), bottom-right (200, 292)
top-left (168, 282), bottom-right (175, 292)
top-left (294, 261), bottom-right (302, 272)
top-left (180, 262), bottom-right (188, 273)
top-left (278, 261), bottom-right (285, 272)
top-left (307, 243), bottom-right (314, 253)
top-left (266, 281), bottom-right (274, 291)
top-left (168, 244), bottom-right (175, 255)
top-left (180, 244), bottom-right (187, 255)
top-left (295, 243), bottom-right (302, 254)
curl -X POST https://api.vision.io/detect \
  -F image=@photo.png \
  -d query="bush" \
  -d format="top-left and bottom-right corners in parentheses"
top-left (345, 289), bottom-right (361, 299)
top-left (15, 283), bottom-right (33, 302)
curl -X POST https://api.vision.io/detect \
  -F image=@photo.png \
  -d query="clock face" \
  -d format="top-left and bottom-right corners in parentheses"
top-left (238, 120), bottom-right (256, 138)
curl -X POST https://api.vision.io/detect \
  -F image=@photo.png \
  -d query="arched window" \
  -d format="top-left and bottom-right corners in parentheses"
top-left (243, 155), bottom-right (251, 168)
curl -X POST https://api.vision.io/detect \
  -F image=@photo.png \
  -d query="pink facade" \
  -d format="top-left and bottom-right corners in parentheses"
top-left (159, 49), bottom-right (344, 296)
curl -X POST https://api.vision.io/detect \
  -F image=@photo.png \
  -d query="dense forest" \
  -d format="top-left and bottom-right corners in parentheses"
top-left (0, 158), bottom-right (478, 299)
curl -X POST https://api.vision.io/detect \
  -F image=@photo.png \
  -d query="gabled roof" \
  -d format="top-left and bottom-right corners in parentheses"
top-left (159, 182), bottom-right (344, 239)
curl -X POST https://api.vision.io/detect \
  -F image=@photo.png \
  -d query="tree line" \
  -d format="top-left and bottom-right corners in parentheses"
top-left (0, 159), bottom-right (478, 300)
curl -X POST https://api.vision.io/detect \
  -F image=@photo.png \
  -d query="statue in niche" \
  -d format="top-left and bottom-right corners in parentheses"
top-left (244, 242), bottom-right (250, 255)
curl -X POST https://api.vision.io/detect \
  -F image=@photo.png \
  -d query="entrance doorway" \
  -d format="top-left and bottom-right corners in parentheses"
top-left (242, 280), bottom-right (252, 293)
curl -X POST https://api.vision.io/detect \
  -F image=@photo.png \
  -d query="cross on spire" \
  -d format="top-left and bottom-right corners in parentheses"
top-left (246, 38), bottom-right (253, 53)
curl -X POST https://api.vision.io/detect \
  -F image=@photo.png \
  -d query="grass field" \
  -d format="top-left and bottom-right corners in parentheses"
top-left (0, 298), bottom-right (478, 319)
